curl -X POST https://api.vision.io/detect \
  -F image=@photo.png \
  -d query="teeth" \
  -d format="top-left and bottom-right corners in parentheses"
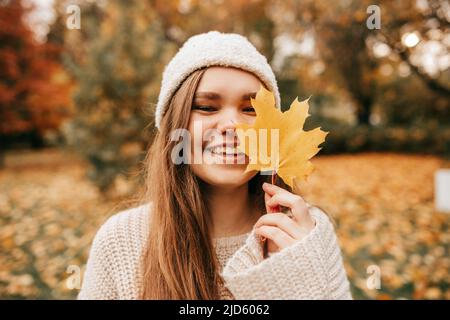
top-left (209, 146), bottom-right (244, 155)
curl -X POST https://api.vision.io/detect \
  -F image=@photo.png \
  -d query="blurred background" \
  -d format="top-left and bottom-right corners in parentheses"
top-left (0, 0), bottom-right (449, 299)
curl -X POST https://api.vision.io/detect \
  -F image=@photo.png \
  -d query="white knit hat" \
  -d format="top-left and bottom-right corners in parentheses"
top-left (154, 31), bottom-right (280, 129)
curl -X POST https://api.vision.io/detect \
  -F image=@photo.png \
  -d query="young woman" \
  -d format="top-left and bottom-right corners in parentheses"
top-left (78, 31), bottom-right (352, 300)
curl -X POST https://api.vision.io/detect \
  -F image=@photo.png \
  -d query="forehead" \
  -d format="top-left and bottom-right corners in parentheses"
top-left (196, 66), bottom-right (262, 94)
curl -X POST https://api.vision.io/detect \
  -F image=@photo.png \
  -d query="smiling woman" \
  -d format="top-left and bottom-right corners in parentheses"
top-left (77, 31), bottom-right (352, 300)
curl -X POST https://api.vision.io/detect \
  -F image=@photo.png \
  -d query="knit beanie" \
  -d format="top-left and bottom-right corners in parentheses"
top-left (154, 31), bottom-right (280, 129)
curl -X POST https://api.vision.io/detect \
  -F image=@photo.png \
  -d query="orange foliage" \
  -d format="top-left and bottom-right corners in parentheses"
top-left (0, 1), bottom-right (72, 136)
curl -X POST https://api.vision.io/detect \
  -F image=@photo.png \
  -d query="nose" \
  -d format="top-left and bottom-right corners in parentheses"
top-left (217, 119), bottom-right (236, 134)
top-left (216, 110), bottom-right (240, 145)
top-left (216, 111), bottom-right (238, 134)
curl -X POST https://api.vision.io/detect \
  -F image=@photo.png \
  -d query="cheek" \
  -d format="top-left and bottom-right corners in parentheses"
top-left (188, 116), bottom-right (215, 145)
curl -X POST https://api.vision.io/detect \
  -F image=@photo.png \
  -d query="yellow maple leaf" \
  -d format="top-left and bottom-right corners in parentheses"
top-left (235, 86), bottom-right (329, 190)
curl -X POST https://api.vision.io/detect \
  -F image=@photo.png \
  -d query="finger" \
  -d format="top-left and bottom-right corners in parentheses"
top-left (261, 192), bottom-right (278, 242)
top-left (263, 182), bottom-right (310, 223)
top-left (265, 192), bottom-right (280, 213)
top-left (262, 182), bottom-right (291, 197)
top-left (255, 213), bottom-right (303, 239)
top-left (263, 183), bottom-right (303, 209)
top-left (255, 225), bottom-right (295, 250)
top-left (291, 202), bottom-right (310, 225)
top-left (265, 192), bottom-right (304, 211)
top-left (265, 191), bottom-right (309, 223)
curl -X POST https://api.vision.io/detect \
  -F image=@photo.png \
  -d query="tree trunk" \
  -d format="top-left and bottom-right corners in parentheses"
top-left (356, 97), bottom-right (372, 125)
top-left (357, 104), bottom-right (371, 125)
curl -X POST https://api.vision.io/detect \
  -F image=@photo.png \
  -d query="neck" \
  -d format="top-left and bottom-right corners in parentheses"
top-left (205, 183), bottom-right (259, 239)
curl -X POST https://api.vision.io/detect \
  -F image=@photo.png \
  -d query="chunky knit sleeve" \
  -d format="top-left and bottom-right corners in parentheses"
top-left (221, 206), bottom-right (352, 300)
top-left (77, 216), bottom-right (119, 300)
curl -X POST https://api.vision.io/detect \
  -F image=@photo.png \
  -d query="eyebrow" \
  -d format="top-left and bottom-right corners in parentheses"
top-left (242, 92), bottom-right (257, 100)
top-left (194, 92), bottom-right (257, 100)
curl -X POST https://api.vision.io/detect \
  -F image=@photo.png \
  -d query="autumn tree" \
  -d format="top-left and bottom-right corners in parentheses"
top-left (0, 0), bottom-right (72, 148)
top-left (268, 0), bottom-right (448, 125)
top-left (378, 0), bottom-right (449, 97)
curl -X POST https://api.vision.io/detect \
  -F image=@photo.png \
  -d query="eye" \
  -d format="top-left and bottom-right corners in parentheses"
top-left (192, 105), bottom-right (217, 112)
top-left (242, 106), bottom-right (256, 113)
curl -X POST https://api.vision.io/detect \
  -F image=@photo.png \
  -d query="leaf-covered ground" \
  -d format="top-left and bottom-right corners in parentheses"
top-left (0, 149), bottom-right (449, 299)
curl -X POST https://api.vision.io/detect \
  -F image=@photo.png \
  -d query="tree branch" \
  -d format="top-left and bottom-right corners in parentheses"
top-left (380, 31), bottom-right (450, 97)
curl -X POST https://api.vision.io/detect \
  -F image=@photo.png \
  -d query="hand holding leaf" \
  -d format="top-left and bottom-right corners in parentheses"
top-left (235, 86), bottom-right (327, 255)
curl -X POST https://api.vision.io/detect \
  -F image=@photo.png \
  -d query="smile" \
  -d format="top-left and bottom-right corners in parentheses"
top-left (209, 146), bottom-right (246, 156)
top-left (204, 146), bottom-right (247, 164)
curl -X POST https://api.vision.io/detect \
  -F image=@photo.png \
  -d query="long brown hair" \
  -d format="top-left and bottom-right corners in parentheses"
top-left (139, 68), bottom-right (288, 299)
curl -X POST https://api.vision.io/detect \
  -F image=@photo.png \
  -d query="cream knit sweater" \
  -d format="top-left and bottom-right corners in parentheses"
top-left (77, 203), bottom-right (352, 300)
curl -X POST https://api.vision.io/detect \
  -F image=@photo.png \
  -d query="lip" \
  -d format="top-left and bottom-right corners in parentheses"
top-left (205, 142), bottom-right (239, 150)
top-left (209, 151), bottom-right (247, 164)
top-left (204, 143), bottom-right (247, 164)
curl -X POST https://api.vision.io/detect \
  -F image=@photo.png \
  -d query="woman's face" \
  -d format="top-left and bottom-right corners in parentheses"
top-left (188, 66), bottom-right (261, 189)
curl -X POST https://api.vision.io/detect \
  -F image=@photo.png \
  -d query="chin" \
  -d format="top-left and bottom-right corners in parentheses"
top-left (193, 164), bottom-right (256, 188)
